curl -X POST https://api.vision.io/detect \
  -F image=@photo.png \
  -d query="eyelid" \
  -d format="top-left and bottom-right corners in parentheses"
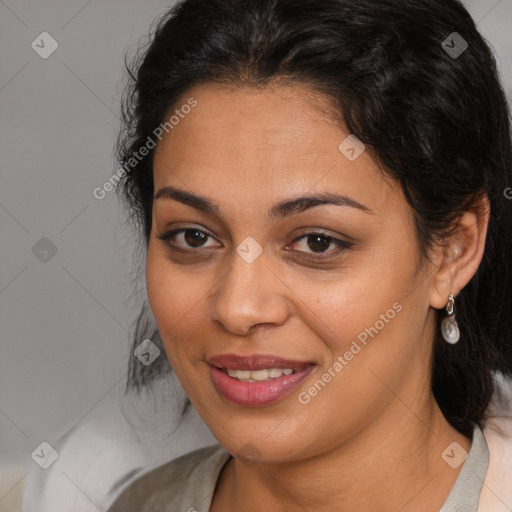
top-left (157, 225), bottom-right (353, 261)
top-left (157, 226), bottom-right (221, 250)
top-left (286, 231), bottom-right (353, 254)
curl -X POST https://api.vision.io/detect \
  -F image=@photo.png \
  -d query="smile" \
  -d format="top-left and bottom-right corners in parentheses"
top-left (223, 367), bottom-right (301, 381)
top-left (208, 354), bottom-right (315, 406)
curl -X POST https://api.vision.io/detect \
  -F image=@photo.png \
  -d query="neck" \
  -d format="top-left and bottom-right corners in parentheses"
top-left (212, 397), bottom-right (471, 512)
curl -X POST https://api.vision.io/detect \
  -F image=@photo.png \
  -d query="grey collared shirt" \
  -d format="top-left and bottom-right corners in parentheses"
top-left (107, 424), bottom-right (489, 512)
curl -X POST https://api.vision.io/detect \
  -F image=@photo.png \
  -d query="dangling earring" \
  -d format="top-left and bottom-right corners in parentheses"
top-left (441, 293), bottom-right (460, 344)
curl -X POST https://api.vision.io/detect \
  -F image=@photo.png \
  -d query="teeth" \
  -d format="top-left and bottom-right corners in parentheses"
top-left (251, 369), bottom-right (269, 381)
top-left (225, 368), bottom-right (297, 382)
top-left (227, 369), bottom-right (250, 379)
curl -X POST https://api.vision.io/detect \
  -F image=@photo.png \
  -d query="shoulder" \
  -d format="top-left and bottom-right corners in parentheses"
top-left (479, 372), bottom-right (512, 511)
top-left (107, 444), bottom-right (231, 512)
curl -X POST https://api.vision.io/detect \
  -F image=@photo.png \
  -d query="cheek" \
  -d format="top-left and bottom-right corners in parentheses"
top-left (281, 255), bottom-right (408, 349)
top-left (293, 290), bottom-right (417, 436)
top-left (298, 286), bottom-right (405, 372)
top-left (288, 251), bottom-right (424, 395)
top-left (146, 244), bottom-right (201, 362)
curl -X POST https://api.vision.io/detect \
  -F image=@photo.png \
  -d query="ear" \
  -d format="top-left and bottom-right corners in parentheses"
top-left (429, 195), bottom-right (490, 310)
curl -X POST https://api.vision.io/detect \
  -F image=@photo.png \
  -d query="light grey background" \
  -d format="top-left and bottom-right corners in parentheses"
top-left (0, 0), bottom-right (174, 469)
top-left (0, 0), bottom-right (511, 489)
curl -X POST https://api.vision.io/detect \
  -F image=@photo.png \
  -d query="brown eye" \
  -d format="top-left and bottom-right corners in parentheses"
top-left (306, 235), bottom-right (332, 253)
top-left (287, 231), bottom-right (353, 260)
top-left (184, 230), bottom-right (208, 247)
top-left (157, 228), bottom-right (220, 250)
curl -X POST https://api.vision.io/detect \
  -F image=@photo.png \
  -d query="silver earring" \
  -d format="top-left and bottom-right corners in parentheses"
top-left (441, 293), bottom-right (460, 344)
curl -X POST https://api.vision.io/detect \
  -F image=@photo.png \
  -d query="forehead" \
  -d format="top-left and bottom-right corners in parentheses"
top-left (156, 84), bottom-right (341, 159)
top-left (152, 84), bottom-right (398, 213)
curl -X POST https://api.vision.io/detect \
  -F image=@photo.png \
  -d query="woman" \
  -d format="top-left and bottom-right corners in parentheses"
top-left (108, 0), bottom-right (512, 510)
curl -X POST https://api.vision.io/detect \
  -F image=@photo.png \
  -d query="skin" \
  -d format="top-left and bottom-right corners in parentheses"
top-left (147, 83), bottom-right (489, 511)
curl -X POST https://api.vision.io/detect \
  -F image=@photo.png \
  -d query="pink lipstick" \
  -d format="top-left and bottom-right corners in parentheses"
top-left (208, 353), bottom-right (315, 407)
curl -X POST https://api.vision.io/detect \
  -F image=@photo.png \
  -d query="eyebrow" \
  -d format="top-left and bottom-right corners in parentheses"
top-left (153, 186), bottom-right (373, 219)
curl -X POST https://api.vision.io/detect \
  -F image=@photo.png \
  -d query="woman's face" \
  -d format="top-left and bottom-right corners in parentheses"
top-left (147, 84), bottom-right (439, 463)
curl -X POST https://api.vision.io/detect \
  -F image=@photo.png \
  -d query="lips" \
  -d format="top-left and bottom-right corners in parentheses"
top-left (208, 353), bottom-right (315, 407)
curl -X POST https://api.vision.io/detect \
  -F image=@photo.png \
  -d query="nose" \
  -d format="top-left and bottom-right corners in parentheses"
top-left (207, 248), bottom-right (291, 336)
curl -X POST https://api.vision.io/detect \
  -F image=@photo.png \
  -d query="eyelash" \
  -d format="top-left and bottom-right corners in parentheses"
top-left (157, 228), bottom-right (353, 261)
